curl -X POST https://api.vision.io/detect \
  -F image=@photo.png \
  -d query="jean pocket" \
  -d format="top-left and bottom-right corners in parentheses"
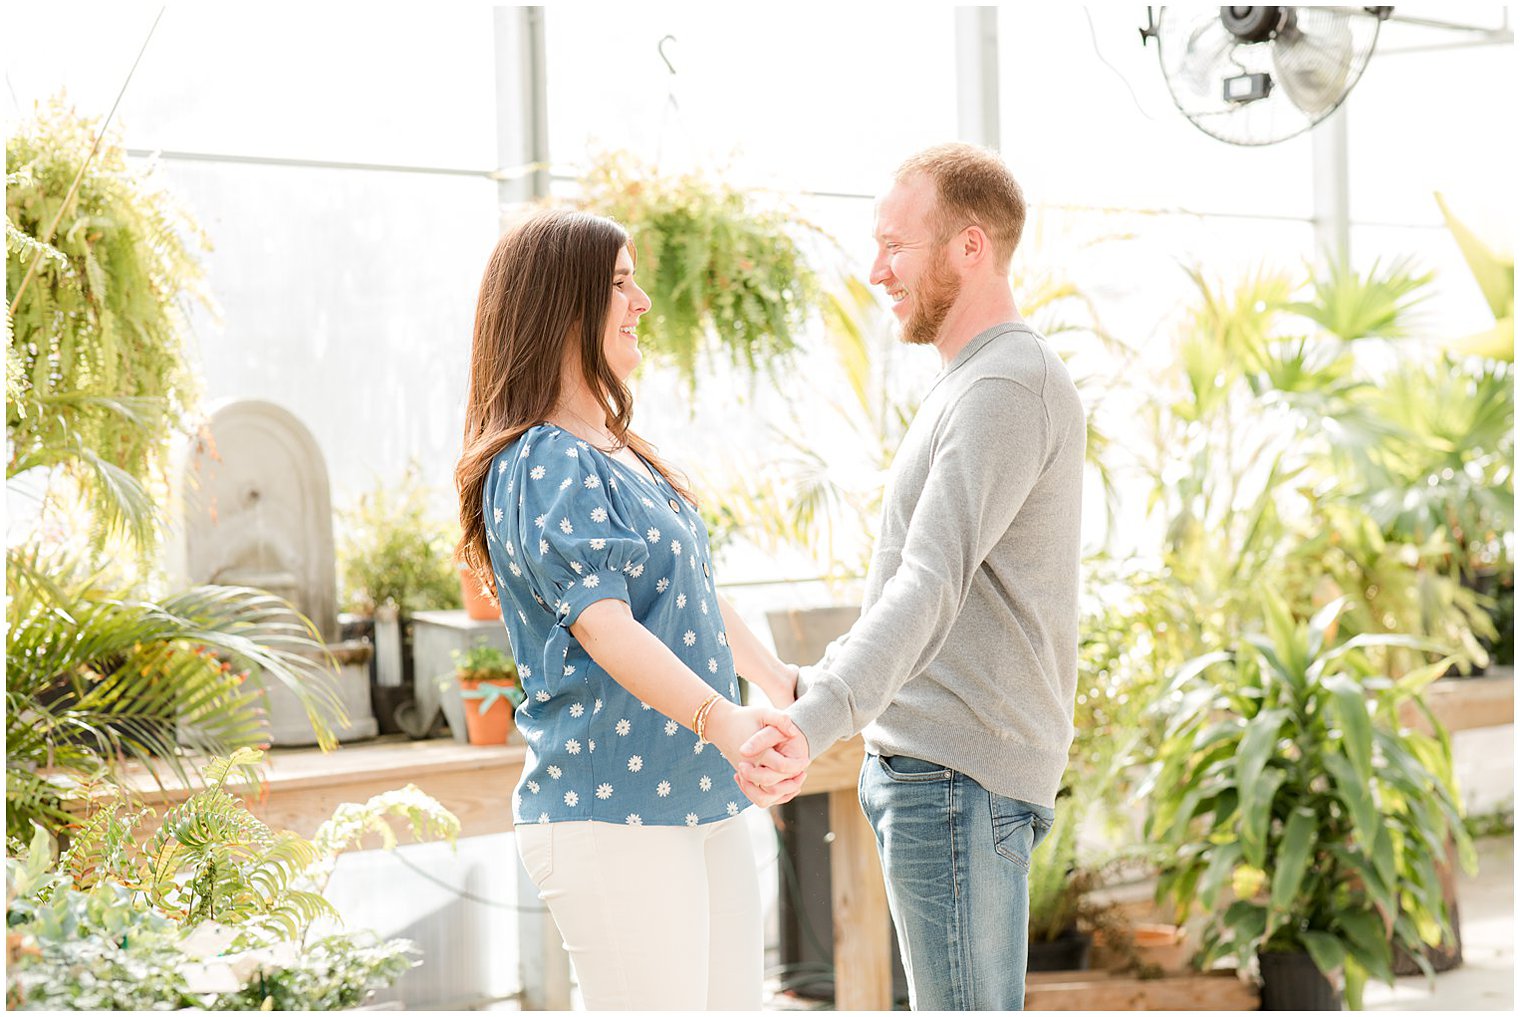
top-left (989, 793), bottom-right (1051, 869)
top-left (516, 822), bottom-right (554, 886)
top-left (876, 754), bottom-right (953, 784)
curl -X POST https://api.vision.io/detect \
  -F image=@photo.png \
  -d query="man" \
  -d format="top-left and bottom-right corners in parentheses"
top-left (740, 143), bottom-right (1086, 1010)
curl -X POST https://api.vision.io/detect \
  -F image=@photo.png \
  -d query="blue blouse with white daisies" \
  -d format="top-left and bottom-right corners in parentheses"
top-left (482, 424), bottom-right (748, 828)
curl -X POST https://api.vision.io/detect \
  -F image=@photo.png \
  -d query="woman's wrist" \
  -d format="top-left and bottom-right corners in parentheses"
top-left (701, 697), bottom-right (738, 735)
top-left (702, 698), bottom-right (745, 753)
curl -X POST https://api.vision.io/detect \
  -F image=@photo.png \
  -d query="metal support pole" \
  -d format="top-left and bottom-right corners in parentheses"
top-left (493, 6), bottom-right (549, 222)
top-left (1311, 106), bottom-right (1350, 262)
top-left (955, 7), bottom-right (1000, 150)
top-left (497, 14), bottom-right (563, 1001)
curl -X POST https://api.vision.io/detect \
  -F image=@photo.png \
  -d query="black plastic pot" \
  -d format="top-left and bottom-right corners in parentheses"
top-left (366, 614), bottom-right (418, 735)
top-left (1258, 950), bottom-right (1341, 1010)
top-left (1027, 928), bottom-right (1092, 972)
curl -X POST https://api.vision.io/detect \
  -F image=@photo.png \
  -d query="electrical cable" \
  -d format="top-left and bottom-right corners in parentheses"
top-left (8, 7), bottom-right (166, 317)
top-left (1083, 6), bottom-right (1158, 121)
top-left (385, 848), bottom-right (546, 914)
top-left (360, 823), bottom-right (845, 997)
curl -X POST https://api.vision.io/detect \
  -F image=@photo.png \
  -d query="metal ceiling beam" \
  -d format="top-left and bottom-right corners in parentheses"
top-left (493, 6), bottom-right (549, 217)
top-left (955, 7), bottom-right (1001, 150)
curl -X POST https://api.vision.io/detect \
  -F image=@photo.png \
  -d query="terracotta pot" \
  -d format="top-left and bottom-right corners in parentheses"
top-left (458, 562), bottom-right (501, 621)
top-left (1131, 923), bottom-right (1191, 973)
top-left (459, 677), bottom-right (516, 745)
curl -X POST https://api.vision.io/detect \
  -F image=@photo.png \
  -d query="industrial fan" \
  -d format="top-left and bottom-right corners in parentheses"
top-left (1142, 6), bottom-right (1393, 145)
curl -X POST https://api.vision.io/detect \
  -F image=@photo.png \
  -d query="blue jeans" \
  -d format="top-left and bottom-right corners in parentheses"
top-left (858, 753), bottom-right (1055, 1011)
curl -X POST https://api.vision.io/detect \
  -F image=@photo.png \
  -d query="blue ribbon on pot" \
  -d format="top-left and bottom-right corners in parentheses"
top-left (460, 682), bottom-right (517, 716)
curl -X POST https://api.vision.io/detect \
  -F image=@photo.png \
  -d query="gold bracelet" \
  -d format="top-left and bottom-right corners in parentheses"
top-left (691, 692), bottom-right (718, 732)
top-left (692, 692), bottom-right (722, 741)
top-left (695, 694), bottom-right (722, 743)
top-left (698, 695), bottom-right (726, 743)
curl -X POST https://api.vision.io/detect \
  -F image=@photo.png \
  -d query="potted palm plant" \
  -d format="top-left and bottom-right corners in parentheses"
top-left (452, 644), bottom-right (521, 745)
top-left (1142, 593), bottom-right (1475, 1009)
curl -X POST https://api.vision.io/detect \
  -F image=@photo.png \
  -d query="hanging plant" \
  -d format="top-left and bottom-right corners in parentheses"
top-left (574, 150), bottom-right (820, 387)
top-left (6, 95), bottom-right (212, 553)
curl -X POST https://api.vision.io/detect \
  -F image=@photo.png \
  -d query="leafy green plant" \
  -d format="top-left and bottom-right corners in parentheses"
top-left (1138, 258), bottom-right (1507, 677)
top-left (451, 644), bottom-right (523, 722)
top-left (575, 150), bottom-right (820, 386)
top-left (1027, 799), bottom-right (1095, 944)
top-left (3, 99), bottom-right (353, 857)
top-left (701, 276), bottom-right (913, 580)
top-left (5, 549), bottom-right (344, 842)
top-left (6, 96), bottom-right (211, 556)
top-left (451, 643), bottom-right (516, 683)
top-left (1142, 596), bottom-right (1474, 1009)
top-left (1435, 192), bottom-right (1513, 362)
top-left (337, 464), bottom-right (462, 616)
top-left (1344, 356), bottom-right (1512, 578)
top-left (1069, 559), bottom-right (1168, 819)
top-left (6, 750), bottom-right (459, 1010)
top-left (212, 932), bottom-right (417, 1011)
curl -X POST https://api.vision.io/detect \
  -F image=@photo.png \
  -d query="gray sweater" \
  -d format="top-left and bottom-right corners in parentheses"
top-left (789, 322), bottom-right (1085, 808)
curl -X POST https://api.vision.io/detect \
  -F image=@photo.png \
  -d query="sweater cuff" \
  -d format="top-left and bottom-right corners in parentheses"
top-left (794, 664), bottom-right (816, 698)
top-left (787, 670), bottom-right (858, 762)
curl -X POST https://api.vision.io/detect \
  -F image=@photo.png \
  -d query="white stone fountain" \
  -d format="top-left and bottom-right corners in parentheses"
top-left (169, 398), bottom-right (376, 744)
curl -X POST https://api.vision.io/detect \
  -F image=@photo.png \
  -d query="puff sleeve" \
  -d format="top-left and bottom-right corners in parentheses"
top-left (509, 431), bottom-right (652, 630)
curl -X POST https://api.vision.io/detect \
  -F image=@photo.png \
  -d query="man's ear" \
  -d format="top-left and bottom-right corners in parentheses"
top-left (959, 224), bottom-right (990, 266)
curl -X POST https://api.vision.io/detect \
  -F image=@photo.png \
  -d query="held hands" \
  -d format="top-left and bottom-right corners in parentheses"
top-left (737, 718), bottom-right (810, 802)
top-left (703, 701), bottom-right (809, 808)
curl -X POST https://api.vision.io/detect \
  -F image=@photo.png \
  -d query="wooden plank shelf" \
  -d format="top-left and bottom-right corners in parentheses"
top-left (1026, 969), bottom-right (1259, 1011)
top-left (1401, 668), bottom-right (1513, 734)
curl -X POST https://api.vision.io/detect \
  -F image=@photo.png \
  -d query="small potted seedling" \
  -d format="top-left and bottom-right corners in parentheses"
top-left (452, 643), bottom-right (522, 745)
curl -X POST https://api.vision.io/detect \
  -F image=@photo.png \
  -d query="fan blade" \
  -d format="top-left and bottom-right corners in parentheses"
top-left (1272, 8), bottom-right (1354, 116)
top-left (1179, 14), bottom-right (1236, 98)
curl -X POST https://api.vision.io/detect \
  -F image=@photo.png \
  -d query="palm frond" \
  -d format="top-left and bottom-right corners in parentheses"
top-left (6, 546), bottom-right (342, 840)
top-left (1286, 256), bottom-right (1433, 342)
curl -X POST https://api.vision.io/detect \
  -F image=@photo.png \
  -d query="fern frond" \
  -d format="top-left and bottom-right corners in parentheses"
top-left (59, 788), bottom-right (150, 892)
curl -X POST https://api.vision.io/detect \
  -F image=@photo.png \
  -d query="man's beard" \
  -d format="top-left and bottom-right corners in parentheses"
top-left (901, 249), bottom-right (961, 346)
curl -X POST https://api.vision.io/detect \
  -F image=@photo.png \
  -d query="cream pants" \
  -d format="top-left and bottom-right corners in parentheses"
top-left (515, 815), bottom-right (763, 1010)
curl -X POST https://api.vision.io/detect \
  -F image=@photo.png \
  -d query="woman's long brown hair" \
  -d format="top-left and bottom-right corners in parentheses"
top-left (455, 208), bottom-right (691, 585)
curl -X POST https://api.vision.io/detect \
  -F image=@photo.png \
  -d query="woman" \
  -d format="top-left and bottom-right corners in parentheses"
top-left (454, 208), bottom-right (805, 1010)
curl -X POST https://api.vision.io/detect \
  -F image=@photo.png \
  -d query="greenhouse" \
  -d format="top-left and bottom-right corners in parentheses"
top-left (5, 4), bottom-right (1513, 1012)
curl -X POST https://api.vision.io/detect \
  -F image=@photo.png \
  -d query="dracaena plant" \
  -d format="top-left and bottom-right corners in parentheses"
top-left (1141, 594), bottom-right (1475, 1009)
